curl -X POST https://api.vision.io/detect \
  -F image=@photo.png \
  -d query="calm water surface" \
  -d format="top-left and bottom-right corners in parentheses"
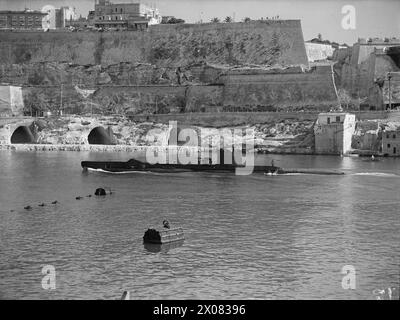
top-left (0, 151), bottom-right (399, 299)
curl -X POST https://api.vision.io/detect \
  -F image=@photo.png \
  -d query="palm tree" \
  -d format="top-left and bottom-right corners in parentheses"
top-left (224, 16), bottom-right (232, 23)
top-left (243, 17), bottom-right (251, 23)
top-left (211, 17), bottom-right (220, 23)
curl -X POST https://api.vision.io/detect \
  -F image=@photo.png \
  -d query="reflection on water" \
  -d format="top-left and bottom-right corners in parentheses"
top-left (0, 151), bottom-right (399, 300)
top-left (144, 240), bottom-right (185, 254)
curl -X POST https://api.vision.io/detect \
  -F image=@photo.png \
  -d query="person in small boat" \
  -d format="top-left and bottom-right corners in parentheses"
top-left (265, 159), bottom-right (276, 175)
top-left (163, 220), bottom-right (170, 229)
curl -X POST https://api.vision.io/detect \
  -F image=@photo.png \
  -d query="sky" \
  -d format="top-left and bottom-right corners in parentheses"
top-left (1, 0), bottom-right (399, 45)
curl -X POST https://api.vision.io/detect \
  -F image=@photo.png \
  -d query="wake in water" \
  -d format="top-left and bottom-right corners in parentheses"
top-left (88, 168), bottom-right (400, 178)
top-left (87, 168), bottom-right (155, 175)
top-left (351, 172), bottom-right (400, 177)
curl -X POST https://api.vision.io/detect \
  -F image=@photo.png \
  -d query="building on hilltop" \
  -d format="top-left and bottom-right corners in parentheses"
top-left (42, 6), bottom-right (78, 29)
top-left (382, 127), bottom-right (400, 156)
top-left (305, 41), bottom-right (335, 62)
top-left (94, 0), bottom-right (161, 30)
top-left (314, 113), bottom-right (356, 155)
top-left (0, 10), bottom-right (47, 30)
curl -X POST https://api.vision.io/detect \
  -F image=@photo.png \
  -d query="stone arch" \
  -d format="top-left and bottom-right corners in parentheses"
top-left (10, 126), bottom-right (36, 144)
top-left (88, 126), bottom-right (115, 145)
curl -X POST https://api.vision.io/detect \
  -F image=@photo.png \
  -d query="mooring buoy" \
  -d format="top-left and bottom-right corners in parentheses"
top-left (95, 188), bottom-right (106, 196)
top-left (95, 187), bottom-right (113, 196)
top-left (24, 206), bottom-right (32, 210)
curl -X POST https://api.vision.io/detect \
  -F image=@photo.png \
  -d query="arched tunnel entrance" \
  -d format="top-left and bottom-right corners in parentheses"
top-left (88, 126), bottom-right (116, 145)
top-left (10, 126), bottom-right (36, 144)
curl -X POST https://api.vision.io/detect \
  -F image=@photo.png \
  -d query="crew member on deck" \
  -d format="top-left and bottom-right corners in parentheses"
top-left (163, 220), bottom-right (170, 229)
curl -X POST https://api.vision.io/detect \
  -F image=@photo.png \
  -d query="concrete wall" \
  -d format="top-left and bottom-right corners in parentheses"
top-left (221, 66), bottom-right (337, 109)
top-left (0, 20), bottom-right (308, 67)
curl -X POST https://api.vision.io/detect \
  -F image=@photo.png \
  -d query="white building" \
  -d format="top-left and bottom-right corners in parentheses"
top-left (41, 5), bottom-right (77, 29)
top-left (314, 113), bottom-right (356, 155)
top-left (305, 42), bottom-right (335, 62)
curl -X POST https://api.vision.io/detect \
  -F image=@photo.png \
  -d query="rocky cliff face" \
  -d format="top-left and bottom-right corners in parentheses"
top-left (23, 115), bottom-right (315, 153)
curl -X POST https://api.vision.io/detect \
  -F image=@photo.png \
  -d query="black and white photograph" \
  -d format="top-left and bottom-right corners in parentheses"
top-left (0, 0), bottom-right (399, 306)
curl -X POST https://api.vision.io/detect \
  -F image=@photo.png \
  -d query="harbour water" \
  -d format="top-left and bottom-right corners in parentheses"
top-left (0, 151), bottom-right (399, 299)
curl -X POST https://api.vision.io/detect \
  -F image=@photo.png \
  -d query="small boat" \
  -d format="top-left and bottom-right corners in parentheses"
top-left (264, 169), bottom-right (279, 176)
top-left (143, 227), bottom-right (185, 244)
top-left (362, 155), bottom-right (380, 162)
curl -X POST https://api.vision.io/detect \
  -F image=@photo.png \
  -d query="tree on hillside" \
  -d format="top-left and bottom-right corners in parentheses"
top-left (338, 89), bottom-right (353, 110)
top-left (318, 33), bottom-right (323, 41)
top-left (211, 17), bottom-right (220, 23)
top-left (243, 17), bottom-right (251, 23)
top-left (224, 16), bottom-right (232, 23)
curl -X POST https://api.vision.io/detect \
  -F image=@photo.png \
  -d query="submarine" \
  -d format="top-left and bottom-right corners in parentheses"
top-left (81, 149), bottom-right (345, 175)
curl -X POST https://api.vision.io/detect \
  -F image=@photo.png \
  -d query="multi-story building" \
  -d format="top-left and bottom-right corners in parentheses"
top-left (94, 0), bottom-right (161, 30)
top-left (382, 127), bottom-right (400, 156)
top-left (0, 10), bottom-right (47, 30)
top-left (314, 113), bottom-right (356, 155)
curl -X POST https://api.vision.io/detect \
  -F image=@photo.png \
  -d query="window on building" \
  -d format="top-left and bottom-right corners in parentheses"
top-left (388, 144), bottom-right (391, 148)
top-left (336, 116), bottom-right (340, 122)
top-left (387, 133), bottom-right (390, 139)
top-left (393, 134), bottom-right (396, 139)
top-left (121, 8), bottom-right (123, 13)
top-left (394, 147), bottom-right (397, 154)
top-left (327, 117), bottom-right (330, 124)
